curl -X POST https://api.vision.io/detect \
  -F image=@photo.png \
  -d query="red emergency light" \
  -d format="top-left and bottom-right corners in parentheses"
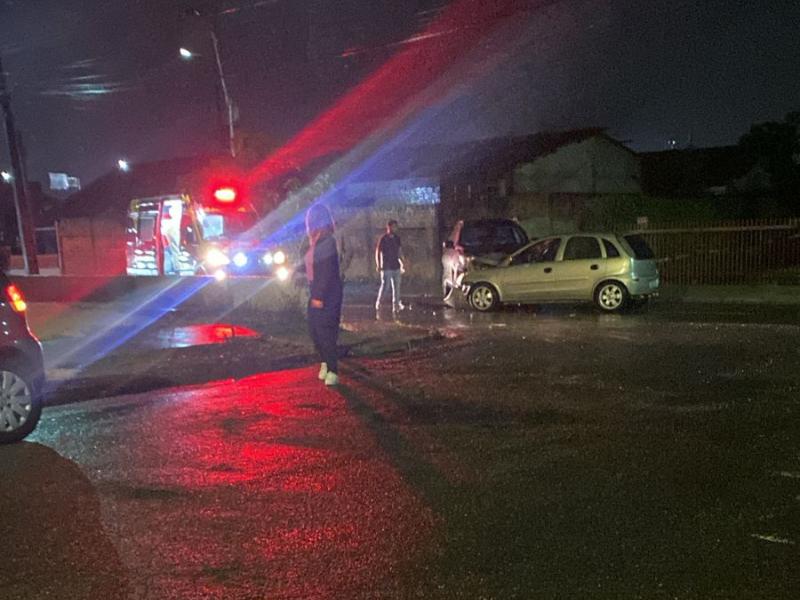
top-left (213, 186), bottom-right (238, 203)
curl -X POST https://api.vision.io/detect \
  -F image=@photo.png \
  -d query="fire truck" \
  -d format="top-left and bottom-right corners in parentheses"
top-left (125, 183), bottom-right (291, 281)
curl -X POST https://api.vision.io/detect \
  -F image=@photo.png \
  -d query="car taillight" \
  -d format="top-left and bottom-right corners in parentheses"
top-left (5, 284), bottom-right (27, 313)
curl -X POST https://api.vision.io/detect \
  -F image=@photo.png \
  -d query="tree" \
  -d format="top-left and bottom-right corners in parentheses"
top-left (739, 111), bottom-right (800, 202)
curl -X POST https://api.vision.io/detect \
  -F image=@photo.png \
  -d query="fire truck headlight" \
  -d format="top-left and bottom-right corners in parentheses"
top-left (206, 247), bottom-right (230, 267)
top-left (214, 269), bottom-right (227, 282)
top-left (273, 250), bottom-right (286, 265)
top-left (232, 252), bottom-right (248, 268)
top-left (276, 266), bottom-right (290, 281)
top-left (263, 251), bottom-right (273, 265)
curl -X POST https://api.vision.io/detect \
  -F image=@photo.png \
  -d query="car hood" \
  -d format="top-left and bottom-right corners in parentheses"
top-left (471, 253), bottom-right (507, 267)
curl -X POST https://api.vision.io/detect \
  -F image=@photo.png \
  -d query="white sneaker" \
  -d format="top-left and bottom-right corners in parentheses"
top-left (324, 372), bottom-right (339, 386)
top-left (318, 363), bottom-right (328, 380)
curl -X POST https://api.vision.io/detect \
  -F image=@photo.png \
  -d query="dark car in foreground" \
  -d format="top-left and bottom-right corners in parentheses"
top-left (0, 274), bottom-right (45, 444)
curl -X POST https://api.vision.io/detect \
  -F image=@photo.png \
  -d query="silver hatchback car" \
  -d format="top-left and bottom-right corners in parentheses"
top-left (461, 233), bottom-right (659, 313)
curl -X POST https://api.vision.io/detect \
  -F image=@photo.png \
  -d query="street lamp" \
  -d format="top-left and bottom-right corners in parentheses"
top-left (182, 8), bottom-right (236, 158)
top-left (117, 159), bottom-right (131, 172)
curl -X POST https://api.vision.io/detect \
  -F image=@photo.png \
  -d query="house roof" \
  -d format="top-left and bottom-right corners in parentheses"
top-left (441, 128), bottom-right (621, 177)
top-left (352, 128), bottom-right (628, 183)
top-left (60, 155), bottom-right (221, 221)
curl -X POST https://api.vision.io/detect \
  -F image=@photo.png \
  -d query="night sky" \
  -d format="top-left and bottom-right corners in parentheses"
top-left (1, 0), bottom-right (798, 186)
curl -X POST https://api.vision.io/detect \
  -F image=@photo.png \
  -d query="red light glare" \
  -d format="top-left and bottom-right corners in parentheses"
top-left (214, 187), bottom-right (238, 203)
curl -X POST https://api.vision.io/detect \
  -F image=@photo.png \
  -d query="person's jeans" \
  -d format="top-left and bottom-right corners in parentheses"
top-left (308, 300), bottom-right (342, 373)
top-left (376, 269), bottom-right (402, 309)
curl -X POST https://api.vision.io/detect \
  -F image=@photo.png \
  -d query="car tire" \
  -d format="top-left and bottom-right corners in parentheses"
top-left (0, 360), bottom-right (42, 444)
top-left (469, 283), bottom-right (499, 312)
top-left (594, 281), bottom-right (629, 313)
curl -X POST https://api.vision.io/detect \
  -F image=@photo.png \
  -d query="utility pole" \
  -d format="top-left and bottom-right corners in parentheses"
top-left (0, 52), bottom-right (38, 274)
top-left (186, 7), bottom-right (236, 158)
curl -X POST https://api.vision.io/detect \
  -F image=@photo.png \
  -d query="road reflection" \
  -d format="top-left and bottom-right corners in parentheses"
top-left (0, 442), bottom-right (130, 599)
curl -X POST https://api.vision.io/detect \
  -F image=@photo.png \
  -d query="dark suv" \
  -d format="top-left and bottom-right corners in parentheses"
top-left (442, 218), bottom-right (529, 304)
top-left (0, 273), bottom-right (45, 444)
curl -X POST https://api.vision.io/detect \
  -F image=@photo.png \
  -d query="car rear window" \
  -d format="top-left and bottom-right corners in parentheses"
top-left (623, 234), bottom-right (656, 260)
top-left (461, 222), bottom-right (527, 250)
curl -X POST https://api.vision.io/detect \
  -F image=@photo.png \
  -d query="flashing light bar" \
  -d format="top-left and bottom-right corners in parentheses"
top-left (213, 187), bottom-right (238, 203)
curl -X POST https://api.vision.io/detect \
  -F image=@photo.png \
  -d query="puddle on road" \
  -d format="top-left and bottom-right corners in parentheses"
top-left (150, 324), bottom-right (261, 349)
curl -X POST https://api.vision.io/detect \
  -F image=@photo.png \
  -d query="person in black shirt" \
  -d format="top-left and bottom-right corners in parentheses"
top-left (375, 219), bottom-right (405, 312)
top-left (305, 204), bottom-right (343, 386)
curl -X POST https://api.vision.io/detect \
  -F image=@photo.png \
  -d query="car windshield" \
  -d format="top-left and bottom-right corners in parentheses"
top-left (461, 222), bottom-right (528, 254)
top-left (200, 212), bottom-right (258, 241)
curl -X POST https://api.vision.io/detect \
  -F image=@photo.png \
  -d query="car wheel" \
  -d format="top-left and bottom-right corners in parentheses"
top-left (595, 281), bottom-right (629, 313)
top-left (469, 283), bottom-right (499, 312)
top-left (0, 363), bottom-right (42, 444)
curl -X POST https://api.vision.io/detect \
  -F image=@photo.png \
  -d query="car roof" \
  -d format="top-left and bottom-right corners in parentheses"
top-left (532, 232), bottom-right (621, 239)
top-left (462, 218), bottom-right (523, 226)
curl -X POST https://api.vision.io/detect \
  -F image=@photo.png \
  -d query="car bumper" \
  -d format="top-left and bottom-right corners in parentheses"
top-left (14, 335), bottom-right (45, 394)
top-left (626, 276), bottom-right (660, 297)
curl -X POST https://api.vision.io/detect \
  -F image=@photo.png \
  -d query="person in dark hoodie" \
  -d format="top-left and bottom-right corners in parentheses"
top-left (305, 203), bottom-right (343, 386)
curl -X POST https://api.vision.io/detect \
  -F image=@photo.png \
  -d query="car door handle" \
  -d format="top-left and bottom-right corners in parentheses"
top-left (544, 267), bottom-right (552, 274)
top-left (590, 264), bottom-right (599, 270)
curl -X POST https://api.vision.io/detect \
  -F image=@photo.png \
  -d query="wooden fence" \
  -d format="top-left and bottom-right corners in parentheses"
top-left (627, 219), bottom-right (800, 285)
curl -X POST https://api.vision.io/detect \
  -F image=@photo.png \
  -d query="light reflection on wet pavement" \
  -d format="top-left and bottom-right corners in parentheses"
top-left (146, 323), bottom-right (261, 349)
top-left (25, 368), bottom-right (439, 599)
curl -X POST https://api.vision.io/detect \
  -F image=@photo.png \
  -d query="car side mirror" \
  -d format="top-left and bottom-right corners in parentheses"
top-left (443, 240), bottom-right (455, 250)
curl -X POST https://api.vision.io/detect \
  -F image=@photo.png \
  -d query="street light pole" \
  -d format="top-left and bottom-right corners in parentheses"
top-left (0, 52), bottom-right (39, 274)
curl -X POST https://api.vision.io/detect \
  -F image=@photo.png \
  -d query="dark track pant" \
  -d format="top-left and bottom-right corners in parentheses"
top-left (308, 303), bottom-right (341, 374)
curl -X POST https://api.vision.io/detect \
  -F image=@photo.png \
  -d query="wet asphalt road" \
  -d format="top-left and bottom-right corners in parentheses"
top-left (3, 302), bottom-right (799, 598)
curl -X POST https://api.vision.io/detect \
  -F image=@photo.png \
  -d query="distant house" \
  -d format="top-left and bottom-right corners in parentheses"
top-left (438, 129), bottom-right (641, 235)
top-left (61, 156), bottom-right (219, 223)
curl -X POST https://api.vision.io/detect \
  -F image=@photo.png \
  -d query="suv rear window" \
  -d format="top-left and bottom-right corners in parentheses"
top-left (623, 234), bottom-right (655, 260)
top-left (460, 221), bottom-right (527, 252)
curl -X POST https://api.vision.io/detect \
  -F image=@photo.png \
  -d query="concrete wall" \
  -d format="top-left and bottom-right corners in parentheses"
top-left (333, 204), bottom-right (438, 283)
top-left (51, 203), bottom-right (439, 285)
top-left (58, 218), bottom-right (127, 276)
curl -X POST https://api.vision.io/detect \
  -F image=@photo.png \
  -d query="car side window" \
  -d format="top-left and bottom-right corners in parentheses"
top-left (602, 239), bottom-right (620, 258)
top-left (563, 236), bottom-right (602, 260)
top-left (514, 238), bottom-right (561, 264)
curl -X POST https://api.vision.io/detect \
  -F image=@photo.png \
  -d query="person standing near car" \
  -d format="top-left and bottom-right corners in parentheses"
top-left (305, 204), bottom-right (343, 387)
top-left (375, 219), bottom-right (405, 312)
